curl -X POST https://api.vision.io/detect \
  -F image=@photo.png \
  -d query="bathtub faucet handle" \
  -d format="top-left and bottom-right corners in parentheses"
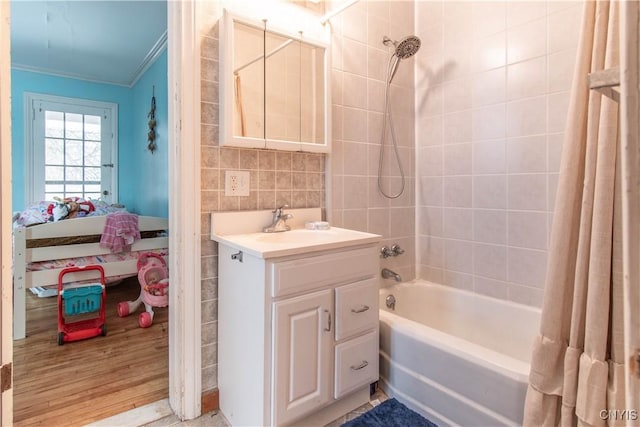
top-left (391, 244), bottom-right (405, 256)
top-left (380, 246), bottom-right (393, 258)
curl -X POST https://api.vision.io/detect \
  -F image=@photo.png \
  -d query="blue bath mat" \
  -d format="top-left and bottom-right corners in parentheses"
top-left (341, 398), bottom-right (438, 427)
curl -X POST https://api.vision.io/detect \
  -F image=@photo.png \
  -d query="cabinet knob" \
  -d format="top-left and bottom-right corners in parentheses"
top-left (351, 305), bottom-right (370, 314)
top-left (324, 309), bottom-right (332, 332)
top-left (350, 360), bottom-right (369, 371)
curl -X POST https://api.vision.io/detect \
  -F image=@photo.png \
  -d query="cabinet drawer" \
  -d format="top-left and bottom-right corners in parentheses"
top-left (270, 246), bottom-right (377, 298)
top-left (334, 331), bottom-right (379, 399)
top-left (335, 278), bottom-right (379, 341)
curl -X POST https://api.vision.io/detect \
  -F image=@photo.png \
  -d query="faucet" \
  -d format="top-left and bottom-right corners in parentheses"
top-left (381, 268), bottom-right (402, 282)
top-left (263, 205), bottom-right (293, 233)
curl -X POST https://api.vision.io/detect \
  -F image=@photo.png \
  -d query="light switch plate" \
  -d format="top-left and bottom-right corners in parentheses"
top-left (224, 170), bottom-right (250, 196)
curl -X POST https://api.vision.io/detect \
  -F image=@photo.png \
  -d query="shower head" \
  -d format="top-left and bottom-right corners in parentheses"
top-left (395, 36), bottom-right (421, 59)
top-left (383, 35), bottom-right (421, 59)
top-left (383, 35), bottom-right (421, 83)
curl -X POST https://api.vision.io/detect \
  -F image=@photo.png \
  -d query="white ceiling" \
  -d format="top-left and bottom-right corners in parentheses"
top-left (10, 0), bottom-right (167, 87)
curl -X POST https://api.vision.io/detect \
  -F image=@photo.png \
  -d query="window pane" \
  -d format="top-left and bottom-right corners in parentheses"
top-left (84, 184), bottom-right (101, 193)
top-left (66, 184), bottom-right (83, 193)
top-left (85, 193), bottom-right (101, 200)
top-left (84, 141), bottom-right (101, 166)
top-left (45, 184), bottom-right (64, 193)
top-left (65, 166), bottom-right (83, 181)
top-left (66, 192), bottom-right (83, 199)
top-left (45, 111), bottom-right (64, 138)
top-left (84, 115), bottom-right (101, 141)
top-left (45, 138), bottom-right (64, 164)
top-left (65, 113), bottom-right (83, 139)
top-left (45, 166), bottom-right (64, 181)
top-left (65, 140), bottom-right (83, 166)
top-left (85, 167), bottom-right (101, 181)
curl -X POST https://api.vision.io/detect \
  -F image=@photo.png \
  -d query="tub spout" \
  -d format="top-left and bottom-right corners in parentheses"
top-left (382, 268), bottom-right (402, 282)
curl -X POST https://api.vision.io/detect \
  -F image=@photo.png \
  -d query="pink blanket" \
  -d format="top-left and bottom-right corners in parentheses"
top-left (100, 212), bottom-right (141, 252)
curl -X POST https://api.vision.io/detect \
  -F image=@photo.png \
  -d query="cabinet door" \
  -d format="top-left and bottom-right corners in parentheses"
top-left (273, 289), bottom-right (332, 426)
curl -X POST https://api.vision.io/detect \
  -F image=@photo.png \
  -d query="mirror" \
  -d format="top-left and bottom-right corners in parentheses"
top-left (220, 10), bottom-right (330, 152)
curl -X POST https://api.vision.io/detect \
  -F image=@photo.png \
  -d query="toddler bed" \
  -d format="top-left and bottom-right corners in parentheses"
top-left (13, 205), bottom-right (168, 340)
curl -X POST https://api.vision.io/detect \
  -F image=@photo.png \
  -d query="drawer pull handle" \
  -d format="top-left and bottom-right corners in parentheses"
top-left (324, 310), bottom-right (332, 332)
top-left (350, 361), bottom-right (369, 371)
top-left (351, 305), bottom-right (370, 314)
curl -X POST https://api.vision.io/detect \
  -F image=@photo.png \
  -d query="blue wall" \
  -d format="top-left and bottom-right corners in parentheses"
top-left (128, 50), bottom-right (168, 217)
top-left (11, 50), bottom-right (168, 217)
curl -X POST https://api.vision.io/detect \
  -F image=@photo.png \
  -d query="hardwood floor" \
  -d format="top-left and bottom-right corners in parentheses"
top-left (13, 277), bottom-right (169, 426)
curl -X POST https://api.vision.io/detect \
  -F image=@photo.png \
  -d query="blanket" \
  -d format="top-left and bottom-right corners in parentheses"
top-left (100, 212), bottom-right (141, 252)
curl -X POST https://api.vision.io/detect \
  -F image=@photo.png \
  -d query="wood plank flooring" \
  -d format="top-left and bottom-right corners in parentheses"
top-left (13, 277), bottom-right (169, 426)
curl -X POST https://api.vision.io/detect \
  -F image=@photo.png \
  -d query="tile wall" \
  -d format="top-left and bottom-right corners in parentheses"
top-left (415, 1), bottom-right (583, 307)
top-left (329, 0), bottom-right (416, 282)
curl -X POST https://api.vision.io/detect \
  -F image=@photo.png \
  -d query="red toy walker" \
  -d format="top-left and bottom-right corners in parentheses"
top-left (57, 265), bottom-right (107, 345)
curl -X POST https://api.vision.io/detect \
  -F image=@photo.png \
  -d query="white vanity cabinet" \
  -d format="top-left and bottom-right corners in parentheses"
top-left (216, 236), bottom-right (380, 427)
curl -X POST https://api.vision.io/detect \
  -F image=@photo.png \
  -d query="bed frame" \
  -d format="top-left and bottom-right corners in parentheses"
top-left (13, 215), bottom-right (169, 340)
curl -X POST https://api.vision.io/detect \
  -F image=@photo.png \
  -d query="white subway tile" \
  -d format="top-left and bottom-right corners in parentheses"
top-left (547, 48), bottom-right (577, 93)
top-left (473, 175), bottom-right (507, 209)
top-left (473, 140), bottom-right (506, 175)
top-left (444, 143), bottom-right (473, 176)
top-left (444, 111), bottom-right (473, 144)
top-left (507, 283), bottom-right (544, 307)
top-left (473, 209), bottom-right (507, 244)
top-left (507, 135), bottom-right (547, 173)
top-left (443, 78), bottom-right (473, 113)
top-left (473, 243), bottom-right (508, 281)
top-left (472, 67), bottom-right (507, 107)
top-left (443, 176), bottom-right (472, 207)
top-left (507, 1), bottom-right (547, 27)
top-left (444, 239), bottom-right (474, 275)
top-left (420, 236), bottom-right (444, 269)
top-left (547, 91), bottom-right (570, 133)
top-left (343, 73), bottom-right (367, 109)
top-left (419, 176), bottom-right (443, 206)
top-left (507, 18), bottom-right (547, 64)
top-left (508, 173), bottom-right (547, 211)
top-left (417, 115), bottom-right (444, 146)
top-left (507, 56), bottom-right (547, 101)
top-left (419, 206), bottom-right (444, 237)
top-left (508, 211), bottom-right (548, 250)
top-left (418, 146), bottom-right (443, 177)
top-left (443, 207), bottom-right (473, 240)
top-left (547, 133), bottom-right (564, 172)
top-left (443, 270), bottom-right (474, 291)
top-left (472, 104), bottom-right (507, 141)
top-left (507, 247), bottom-right (548, 287)
top-left (548, 5), bottom-right (583, 54)
top-left (472, 1), bottom-right (507, 38)
top-left (471, 32), bottom-right (507, 72)
top-left (507, 96), bottom-right (547, 137)
top-left (474, 276), bottom-right (509, 299)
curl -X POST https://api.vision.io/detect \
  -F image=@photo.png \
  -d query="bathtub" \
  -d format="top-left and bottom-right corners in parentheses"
top-left (378, 280), bottom-right (541, 427)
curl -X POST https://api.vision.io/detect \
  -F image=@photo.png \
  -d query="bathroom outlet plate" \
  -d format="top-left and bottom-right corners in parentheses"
top-left (225, 170), bottom-right (250, 196)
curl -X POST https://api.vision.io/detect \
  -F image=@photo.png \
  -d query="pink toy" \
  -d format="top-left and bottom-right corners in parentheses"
top-left (117, 252), bottom-right (168, 328)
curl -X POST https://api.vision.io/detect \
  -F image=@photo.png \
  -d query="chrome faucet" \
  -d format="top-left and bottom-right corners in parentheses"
top-left (263, 205), bottom-right (293, 233)
top-left (381, 268), bottom-right (402, 282)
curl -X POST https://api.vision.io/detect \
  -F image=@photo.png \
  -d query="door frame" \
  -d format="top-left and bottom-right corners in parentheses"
top-left (0, 0), bottom-right (203, 421)
top-left (1, 1), bottom-right (13, 425)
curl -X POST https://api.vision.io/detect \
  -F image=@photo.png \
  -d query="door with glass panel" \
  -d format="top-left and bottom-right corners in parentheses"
top-left (26, 93), bottom-right (117, 205)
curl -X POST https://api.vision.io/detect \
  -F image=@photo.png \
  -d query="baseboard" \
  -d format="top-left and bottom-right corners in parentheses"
top-left (201, 388), bottom-right (220, 414)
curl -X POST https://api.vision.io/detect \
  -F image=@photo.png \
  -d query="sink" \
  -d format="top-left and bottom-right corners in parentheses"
top-left (256, 228), bottom-right (342, 244)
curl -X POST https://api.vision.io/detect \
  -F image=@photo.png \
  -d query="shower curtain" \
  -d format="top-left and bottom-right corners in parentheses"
top-left (523, 1), bottom-right (627, 426)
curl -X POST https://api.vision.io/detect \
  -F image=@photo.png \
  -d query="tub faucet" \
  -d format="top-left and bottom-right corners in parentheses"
top-left (382, 268), bottom-right (402, 282)
top-left (263, 205), bottom-right (293, 233)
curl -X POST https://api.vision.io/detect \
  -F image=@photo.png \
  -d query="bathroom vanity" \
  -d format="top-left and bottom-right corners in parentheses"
top-left (211, 208), bottom-right (381, 426)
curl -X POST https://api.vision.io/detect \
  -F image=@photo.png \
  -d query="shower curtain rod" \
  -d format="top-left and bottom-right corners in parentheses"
top-left (320, 0), bottom-right (359, 25)
top-left (234, 38), bottom-right (295, 74)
